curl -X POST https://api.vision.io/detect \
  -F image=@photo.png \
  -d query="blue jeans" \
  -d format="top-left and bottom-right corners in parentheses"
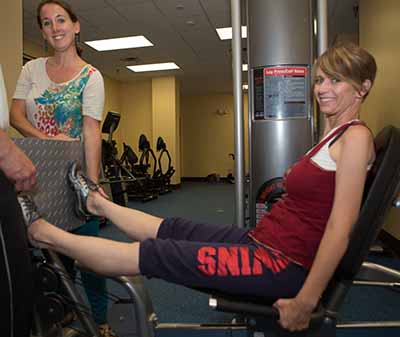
top-left (61, 219), bottom-right (108, 324)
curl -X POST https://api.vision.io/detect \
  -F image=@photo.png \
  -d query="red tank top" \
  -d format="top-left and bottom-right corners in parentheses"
top-left (248, 120), bottom-right (364, 269)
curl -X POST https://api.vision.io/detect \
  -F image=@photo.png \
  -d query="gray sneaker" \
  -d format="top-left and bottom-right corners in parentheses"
top-left (67, 161), bottom-right (99, 219)
top-left (17, 194), bottom-right (42, 227)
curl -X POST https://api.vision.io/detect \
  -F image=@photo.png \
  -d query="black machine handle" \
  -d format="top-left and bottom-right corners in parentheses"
top-left (209, 296), bottom-right (326, 323)
top-left (209, 296), bottom-right (279, 318)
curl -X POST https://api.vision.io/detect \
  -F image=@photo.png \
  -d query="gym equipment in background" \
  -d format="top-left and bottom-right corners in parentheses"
top-left (119, 140), bottom-right (158, 202)
top-left (101, 112), bottom-right (157, 205)
top-left (101, 111), bottom-right (129, 206)
top-left (135, 134), bottom-right (170, 195)
top-left (154, 137), bottom-right (175, 194)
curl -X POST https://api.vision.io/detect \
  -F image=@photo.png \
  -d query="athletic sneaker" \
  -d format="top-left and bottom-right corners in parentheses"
top-left (98, 323), bottom-right (117, 337)
top-left (17, 194), bottom-right (42, 227)
top-left (67, 161), bottom-right (99, 218)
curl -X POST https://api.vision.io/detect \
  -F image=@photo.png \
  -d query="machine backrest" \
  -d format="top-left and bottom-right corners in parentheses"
top-left (336, 125), bottom-right (400, 280)
top-left (101, 111), bottom-right (121, 134)
top-left (156, 137), bottom-right (167, 151)
top-left (138, 134), bottom-right (149, 152)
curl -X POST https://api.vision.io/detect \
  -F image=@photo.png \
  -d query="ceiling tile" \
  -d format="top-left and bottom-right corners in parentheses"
top-left (64, 0), bottom-right (109, 12)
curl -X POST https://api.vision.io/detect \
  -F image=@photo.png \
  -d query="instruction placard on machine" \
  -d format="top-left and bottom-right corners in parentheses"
top-left (254, 66), bottom-right (309, 120)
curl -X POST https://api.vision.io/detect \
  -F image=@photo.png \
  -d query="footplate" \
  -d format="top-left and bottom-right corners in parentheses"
top-left (14, 138), bottom-right (85, 231)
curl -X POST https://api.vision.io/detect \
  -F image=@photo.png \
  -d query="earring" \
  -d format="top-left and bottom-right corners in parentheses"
top-left (75, 33), bottom-right (80, 45)
top-left (75, 33), bottom-right (83, 56)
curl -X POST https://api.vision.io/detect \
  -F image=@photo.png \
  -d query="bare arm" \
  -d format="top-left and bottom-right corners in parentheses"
top-left (274, 125), bottom-right (374, 331)
top-left (10, 99), bottom-right (50, 139)
top-left (82, 116), bottom-right (102, 183)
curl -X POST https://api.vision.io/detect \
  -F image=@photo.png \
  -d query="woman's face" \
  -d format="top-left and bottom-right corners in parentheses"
top-left (39, 3), bottom-right (80, 53)
top-left (313, 68), bottom-right (362, 117)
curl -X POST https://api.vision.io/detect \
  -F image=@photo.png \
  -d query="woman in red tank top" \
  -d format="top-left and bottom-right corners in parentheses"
top-left (269, 44), bottom-right (377, 330)
top-left (19, 43), bottom-right (378, 333)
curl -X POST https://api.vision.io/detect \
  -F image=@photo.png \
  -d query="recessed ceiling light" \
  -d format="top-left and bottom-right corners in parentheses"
top-left (242, 64), bottom-right (248, 71)
top-left (85, 36), bottom-right (153, 51)
top-left (127, 62), bottom-right (180, 72)
top-left (243, 84), bottom-right (248, 90)
top-left (216, 26), bottom-right (247, 40)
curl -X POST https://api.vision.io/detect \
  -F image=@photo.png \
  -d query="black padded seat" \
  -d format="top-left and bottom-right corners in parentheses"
top-left (208, 125), bottom-right (400, 336)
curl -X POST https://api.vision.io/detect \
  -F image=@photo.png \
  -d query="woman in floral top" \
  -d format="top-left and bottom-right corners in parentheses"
top-left (9, 1), bottom-right (114, 336)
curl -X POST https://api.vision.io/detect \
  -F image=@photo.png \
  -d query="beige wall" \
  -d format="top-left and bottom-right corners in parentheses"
top-left (24, 39), bottom-right (46, 59)
top-left (118, 80), bottom-right (152, 154)
top-left (181, 93), bottom-right (249, 178)
top-left (176, 80), bottom-right (182, 183)
top-left (102, 76), bottom-right (123, 146)
top-left (1, 0), bottom-right (22, 138)
top-left (152, 77), bottom-right (181, 184)
top-left (360, 0), bottom-right (400, 238)
top-left (360, 0), bottom-right (400, 133)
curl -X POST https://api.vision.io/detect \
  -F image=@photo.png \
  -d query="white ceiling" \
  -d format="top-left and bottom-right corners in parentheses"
top-left (23, 0), bottom-right (358, 95)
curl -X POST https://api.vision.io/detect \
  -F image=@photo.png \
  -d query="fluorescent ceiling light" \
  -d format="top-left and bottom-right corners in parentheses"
top-left (242, 64), bottom-right (248, 71)
top-left (127, 62), bottom-right (180, 72)
top-left (243, 84), bottom-right (248, 90)
top-left (216, 26), bottom-right (247, 40)
top-left (85, 35), bottom-right (153, 51)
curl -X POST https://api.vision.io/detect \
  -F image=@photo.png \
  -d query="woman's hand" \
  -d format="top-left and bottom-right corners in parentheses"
top-left (51, 133), bottom-right (79, 141)
top-left (273, 297), bottom-right (315, 331)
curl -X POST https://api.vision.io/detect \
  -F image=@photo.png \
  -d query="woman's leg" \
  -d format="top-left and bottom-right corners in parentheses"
top-left (29, 219), bottom-right (140, 277)
top-left (29, 217), bottom-right (306, 301)
top-left (0, 172), bottom-right (34, 337)
top-left (73, 167), bottom-right (244, 244)
top-left (87, 191), bottom-right (163, 241)
top-left (87, 192), bottom-right (250, 244)
top-left (156, 217), bottom-right (250, 243)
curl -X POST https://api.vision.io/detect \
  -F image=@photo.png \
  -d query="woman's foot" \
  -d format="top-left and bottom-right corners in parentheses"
top-left (17, 194), bottom-right (42, 227)
top-left (67, 161), bottom-right (101, 218)
top-left (17, 194), bottom-right (52, 248)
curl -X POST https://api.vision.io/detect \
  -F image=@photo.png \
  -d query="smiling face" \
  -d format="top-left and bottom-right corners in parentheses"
top-left (313, 67), bottom-right (365, 118)
top-left (39, 3), bottom-right (80, 53)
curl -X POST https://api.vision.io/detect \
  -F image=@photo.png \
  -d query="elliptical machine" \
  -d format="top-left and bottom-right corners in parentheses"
top-left (154, 137), bottom-right (175, 193)
top-left (101, 111), bottom-right (128, 206)
top-left (119, 140), bottom-right (158, 202)
top-left (136, 135), bottom-right (157, 178)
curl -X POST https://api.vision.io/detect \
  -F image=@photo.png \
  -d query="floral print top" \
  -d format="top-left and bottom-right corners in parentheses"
top-left (13, 57), bottom-right (104, 138)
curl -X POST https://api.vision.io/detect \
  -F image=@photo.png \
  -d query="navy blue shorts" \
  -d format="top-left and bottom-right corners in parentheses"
top-left (139, 218), bottom-right (307, 302)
